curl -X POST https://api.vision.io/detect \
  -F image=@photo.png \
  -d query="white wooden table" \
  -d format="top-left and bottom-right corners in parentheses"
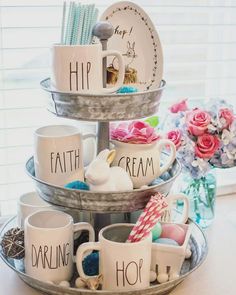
top-left (1, 195), bottom-right (236, 295)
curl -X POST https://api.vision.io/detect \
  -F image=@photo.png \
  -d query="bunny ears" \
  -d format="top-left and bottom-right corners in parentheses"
top-left (97, 149), bottom-right (116, 165)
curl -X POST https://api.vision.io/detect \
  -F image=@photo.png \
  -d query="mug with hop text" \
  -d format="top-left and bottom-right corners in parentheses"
top-left (76, 223), bottom-right (152, 291)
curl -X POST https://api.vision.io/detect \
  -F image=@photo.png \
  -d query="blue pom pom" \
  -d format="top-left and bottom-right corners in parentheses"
top-left (82, 252), bottom-right (99, 276)
top-left (64, 180), bottom-right (89, 190)
top-left (117, 86), bottom-right (138, 94)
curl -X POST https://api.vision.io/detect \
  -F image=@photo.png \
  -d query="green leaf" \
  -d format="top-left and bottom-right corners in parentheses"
top-left (145, 116), bottom-right (159, 127)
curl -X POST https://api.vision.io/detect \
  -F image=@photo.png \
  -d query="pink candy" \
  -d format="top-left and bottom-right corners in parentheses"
top-left (160, 224), bottom-right (186, 246)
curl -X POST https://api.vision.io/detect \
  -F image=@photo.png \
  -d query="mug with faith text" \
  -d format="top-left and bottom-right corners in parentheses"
top-left (24, 210), bottom-right (95, 282)
top-left (76, 223), bottom-right (152, 291)
top-left (34, 125), bottom-right (96, 186)
top-left (51, 43), bottom-right (125, 94)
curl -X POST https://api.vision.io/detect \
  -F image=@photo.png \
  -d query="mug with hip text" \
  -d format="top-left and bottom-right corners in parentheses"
top-left (76, 223), bottom-right (152, 291)
top-left (24, 210), bottom-right (95, 283)
top-left (34, 125), bottom-right (96, 186)
top-left (111, 139), bottom-right (176, 188)
top-left (17, 191), bottom-right (54, 229)
top-left (51, 43), bottom-right (125, 94)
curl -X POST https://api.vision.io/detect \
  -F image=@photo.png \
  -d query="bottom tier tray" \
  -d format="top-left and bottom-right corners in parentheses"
top-left (0, 217), bottom-right (207, 295)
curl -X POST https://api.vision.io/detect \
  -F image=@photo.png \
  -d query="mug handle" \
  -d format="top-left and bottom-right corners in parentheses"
top-left (82, 133), bottom-right (97, 163)
top-left (101, 50), bottom-right (125, 93)
top-left (156, 139), bottom-right (176, 175)
top-left (73, 222), bottom-right (95, 242)
top-left (76, 242), bottom-right (101, 279)
top-left (167, 194), bottom-right (190, 224)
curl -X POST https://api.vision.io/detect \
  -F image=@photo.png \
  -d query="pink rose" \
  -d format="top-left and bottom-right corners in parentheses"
top-left (169, 99), bottom-right (188, 113)
top-left (167, 129), bottom-right (182, 149)
top-left (219, 108), bottom-right (234, 128)
top-left (195, 134), bottom-right (220, 159)
top-left (186, 109), bottom-right (211, 136)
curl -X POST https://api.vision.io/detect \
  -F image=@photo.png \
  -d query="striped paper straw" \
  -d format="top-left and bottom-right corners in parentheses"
top-left (84, 4), bottom-right (95, 44)
top-left (77, 5), bottom-right (85, 45)
top-left (87, 7), bottom-right (98, 44)
top-left (80, 5), bottom-right (89, 45)
top-left (71, 3), bottom-right (81, 45)
top-left (127, 193), bottom-right (168, 243)
top-left (60, 1), bottom-right (67, 44)
top-left (64, 2), bottom-right (74, 45)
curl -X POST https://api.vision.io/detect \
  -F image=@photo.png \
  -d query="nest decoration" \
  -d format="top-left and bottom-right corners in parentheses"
top-left (0, 227), bottom-right (25, 259)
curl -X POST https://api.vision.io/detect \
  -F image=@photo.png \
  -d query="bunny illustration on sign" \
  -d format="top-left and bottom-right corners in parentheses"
top-left (85, 149), bottom-right (133, 192)
top-left (107, 40), bottom-right (138, 85)
top-left (123, 41), bottom-right (138, 66)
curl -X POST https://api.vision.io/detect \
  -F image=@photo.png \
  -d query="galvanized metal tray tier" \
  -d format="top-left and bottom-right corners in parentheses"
top-left (41, 78), bottom-right (166, 122)
top-left (0, 217), bottom-right (208, 295)
top-left (26, 156), bottom-right (181, 213)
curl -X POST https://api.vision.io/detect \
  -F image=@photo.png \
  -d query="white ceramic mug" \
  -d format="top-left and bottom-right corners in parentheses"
top-left (34, 125), bottom-right (96, 186)
top-left (51, 43), bottom-right (125, 94)
top-left (17, 191), bottom-right (54, 228)
top-left (111, 139), bottom-right (176, 188)
top-left (161, 194), bottom-right (190, 224)
top-left (24, 210), bottom-right (95, 282)
top-left (76, 223), bottom-right (152, 291)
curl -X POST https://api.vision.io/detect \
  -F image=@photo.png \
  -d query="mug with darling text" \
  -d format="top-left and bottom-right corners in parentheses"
top-left (24, 210), bottom-right (95, 282)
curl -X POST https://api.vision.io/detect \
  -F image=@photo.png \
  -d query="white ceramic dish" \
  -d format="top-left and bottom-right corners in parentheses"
top-left (100, 1), bottom-right (163, 91)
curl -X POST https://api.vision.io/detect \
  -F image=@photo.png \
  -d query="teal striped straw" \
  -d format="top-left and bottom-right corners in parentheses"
top-left (80, 5), bottom-right (89, 45)
top-left (77, 5), bottom-right (85, 45)
top-left (83, 4), bottom-right (94, 45)
top-left (87, 7), bottom-right (98, 44)
top-left (65, 2), bottom-right (76, 45)
top-left (60, 1), bottom-right (67, 44)
top-left (71, 3), bottom-right (81, 45)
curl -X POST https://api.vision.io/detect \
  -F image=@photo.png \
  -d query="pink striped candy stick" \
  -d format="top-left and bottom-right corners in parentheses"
top-left (133, 203), bottom-right (168, 242)
top-left (132, 198), bottom-right (168, 242)
top-left (127, 198), bottom-right (158, 243)
top-left (127, 193), bottom-right (168, 243)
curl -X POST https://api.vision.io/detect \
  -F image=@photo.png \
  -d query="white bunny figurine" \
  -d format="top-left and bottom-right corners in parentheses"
top-left (85, 149), bottom-right (133, 192)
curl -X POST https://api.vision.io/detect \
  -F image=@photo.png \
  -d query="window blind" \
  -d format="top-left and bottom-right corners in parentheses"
top-left (0, 0), bottom-right (236, 217)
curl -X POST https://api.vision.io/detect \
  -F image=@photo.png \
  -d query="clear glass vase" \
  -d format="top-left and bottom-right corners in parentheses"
top-left (178, 171), bottom-right (216, 229)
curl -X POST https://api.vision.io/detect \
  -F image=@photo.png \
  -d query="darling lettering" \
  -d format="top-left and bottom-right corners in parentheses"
top-left (50, 149), bottom-right (80, 173)
top-left (69, 61), bottom-right (91, 91)
top-left (116, 259), bottom-right (143, 287)
top-left (118, 156), bottom-right (155, 177)
top-left (31, 243), bottom-right (70, 269)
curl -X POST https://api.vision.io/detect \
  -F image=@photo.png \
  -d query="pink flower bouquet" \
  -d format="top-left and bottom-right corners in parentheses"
top-left (165, 99), bottom-right (236, 178)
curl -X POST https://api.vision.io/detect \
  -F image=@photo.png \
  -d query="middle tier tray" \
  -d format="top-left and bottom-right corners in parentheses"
top-left (41, 78), bottom-right (166, 122)
top-left (26, 156), bottom-right (181, 213)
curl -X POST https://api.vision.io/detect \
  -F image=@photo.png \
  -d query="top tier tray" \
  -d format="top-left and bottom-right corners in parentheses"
top-left (41, 78), bottom-right (166, 122)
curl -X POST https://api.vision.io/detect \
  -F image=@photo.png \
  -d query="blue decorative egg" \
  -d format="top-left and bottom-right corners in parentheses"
top-left (65, 180), bottom-right (89, 190)
top-left (117, 86), bottom-right (138, 94)
top-left (153, 238), bottom-right (179, 246)
top-left (82, 252), bottom-right (99, 276)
